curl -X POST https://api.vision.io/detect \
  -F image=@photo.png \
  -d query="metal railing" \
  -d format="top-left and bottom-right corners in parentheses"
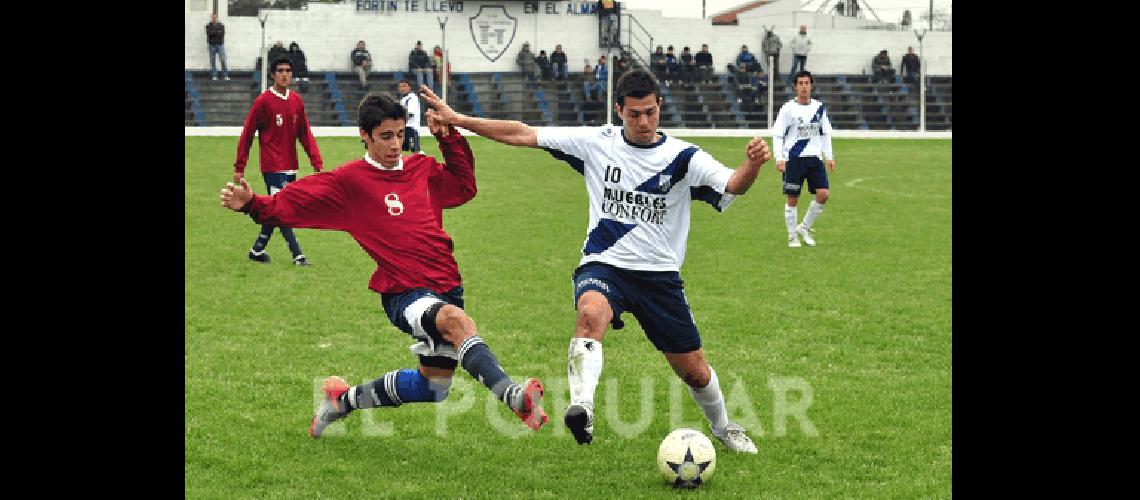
top-left (621, 13), bottom-right (652, 70)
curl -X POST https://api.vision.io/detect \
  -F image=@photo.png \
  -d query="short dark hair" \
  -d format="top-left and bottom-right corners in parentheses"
top-left (615, 69), bottom-right (660, 107)
top-left (358, 92), bottom-right (407, 134)
top-left (397, 79), bottom-right (412, 86)
top-left (271, 57), bottom-right (292, 71)
top-left (793, 70), bottom-right (814, 86)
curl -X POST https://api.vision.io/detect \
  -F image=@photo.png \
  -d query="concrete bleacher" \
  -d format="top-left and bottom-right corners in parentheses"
top-left (185, 69), bottom-right (951, 131)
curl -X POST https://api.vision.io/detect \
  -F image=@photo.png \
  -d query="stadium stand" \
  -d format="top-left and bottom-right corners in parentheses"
top-left (184, 69), bottom-right (951, 131)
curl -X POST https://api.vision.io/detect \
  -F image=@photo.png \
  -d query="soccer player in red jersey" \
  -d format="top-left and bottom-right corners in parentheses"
top-left (232, 56), bottom-right (324, 266)
top-left (220, 92), bottom-right (548, 438)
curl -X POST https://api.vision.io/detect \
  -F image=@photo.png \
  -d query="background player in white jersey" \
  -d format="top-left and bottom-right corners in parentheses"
top-left (419, 70), bottom-right (769, 454)
top-left (772, 71), bottom-right (836, 247)
top-left (397, 79), bottom-right (423, 154)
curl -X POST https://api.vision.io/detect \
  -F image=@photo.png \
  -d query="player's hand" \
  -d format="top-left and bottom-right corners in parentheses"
top-left (233, 172), bottom-right (243, 183)
top-left (418, 85), bottom-right (460, 125)
top-left (826, 160), bottom-right (836, 172)
top-left (745, 136), bottom-right (770, 167)
top-left (776, 160), bottom-right (786, 172)
top-left (220, 178), bottom-right (254, 211)
top-left (425, 109), bottom-right (449, 137)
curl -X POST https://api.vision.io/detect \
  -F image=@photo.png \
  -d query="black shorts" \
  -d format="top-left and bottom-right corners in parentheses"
top-left (571, 262), bottom-right (702, 354)
top-left (782, 156), bottom-right (828, 196)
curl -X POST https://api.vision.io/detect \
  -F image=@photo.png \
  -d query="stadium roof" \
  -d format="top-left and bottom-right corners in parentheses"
top-left (711, 0), bottom-right (779, 25)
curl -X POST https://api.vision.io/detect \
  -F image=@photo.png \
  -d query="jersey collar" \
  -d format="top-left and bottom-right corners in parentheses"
top-left (622, 129), bottom-right (667, 149)
top-left (364, 153), bottom-right (403, 171)
top-left (268, 87), bottom-right (290, 100)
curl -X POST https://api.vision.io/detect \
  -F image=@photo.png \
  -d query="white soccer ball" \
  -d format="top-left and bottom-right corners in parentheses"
top-left (657, 428), bottom-right (717, 489)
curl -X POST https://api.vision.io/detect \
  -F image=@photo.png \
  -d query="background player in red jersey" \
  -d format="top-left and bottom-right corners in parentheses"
top-left (219, 92), bottom-right (548, 438)
top-left (232, 56), bottom-right (324, 266)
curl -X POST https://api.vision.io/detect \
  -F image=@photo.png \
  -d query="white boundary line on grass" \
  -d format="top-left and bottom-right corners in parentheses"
top-left (185, 126), bottom-right (952, 139)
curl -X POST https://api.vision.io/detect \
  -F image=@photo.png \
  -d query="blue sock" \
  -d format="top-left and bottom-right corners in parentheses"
top-left (347, 369), bottom-right (451, 409)
top-left (458, 336), bottom-right (521, 410)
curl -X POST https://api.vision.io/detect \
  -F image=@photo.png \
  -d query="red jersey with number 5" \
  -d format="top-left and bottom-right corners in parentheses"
top-left (242, 127), bottom-right (474, 294)
top-left (234, 87), bottom-right (324, 175)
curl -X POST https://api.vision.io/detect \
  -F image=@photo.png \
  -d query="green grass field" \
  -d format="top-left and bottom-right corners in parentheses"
top-left (185, 135), bottom-right (951, 498)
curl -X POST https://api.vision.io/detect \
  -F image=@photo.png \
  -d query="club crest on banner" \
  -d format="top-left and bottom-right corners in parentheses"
top-left (469, 5), bottom-right (517, 62)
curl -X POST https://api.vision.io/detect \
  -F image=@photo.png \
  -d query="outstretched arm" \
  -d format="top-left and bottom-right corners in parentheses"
top-left (724, 136), bottom-right (770, 195)
top-left (418, 85), bottom-right (538, 147)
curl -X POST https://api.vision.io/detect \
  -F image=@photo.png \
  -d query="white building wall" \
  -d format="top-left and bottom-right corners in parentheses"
top-left (185, 1), bottom-right (951, 76)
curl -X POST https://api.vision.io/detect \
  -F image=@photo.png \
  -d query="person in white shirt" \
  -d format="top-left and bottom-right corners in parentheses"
top-left (788, 25), bottom-right (812, 82)
top-left (397, 80), bottom-right (423, 154)
top-left (772, 70), bottom-right (837, 248)
top-left (417, 70), bottom-right (769, 454)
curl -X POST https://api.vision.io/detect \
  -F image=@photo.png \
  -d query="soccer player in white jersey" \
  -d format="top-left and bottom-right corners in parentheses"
top-left (772, 70), bottom-right (837, 247)
top-left (397, 79), bottom-right (423, 154)
top-left (418, 70), bottom-right (769, 454)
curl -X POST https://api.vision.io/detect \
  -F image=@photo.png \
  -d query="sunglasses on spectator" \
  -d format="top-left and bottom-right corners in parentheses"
top-left (275, 68), bottom-right (293, 73)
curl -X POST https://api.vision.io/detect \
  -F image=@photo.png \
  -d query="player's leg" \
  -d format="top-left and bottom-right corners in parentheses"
top-left (633, 273), bottom-right (757, 453)
top-left (566, 263), bottom-right (628, 444)
top-left (430, 302), bottom-right (548, 429)
top-left (271, 173), bottom-right (307, 264)
top-left (248, 173), bottom-right (278, 262)
top-left (783, 160), bottom-right (804, 247)
top-left (662, 350), bottom-right (757, 453)
top-left (310, 360), bottom-right (456, 439)
top-left (798, 158), bottom-right (829, 246)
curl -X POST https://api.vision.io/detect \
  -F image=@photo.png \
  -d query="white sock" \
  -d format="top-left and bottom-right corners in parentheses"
top-left (784, 204), bottom-right (798, 237)
top-left (567, 338), bottom-right (603, 409)
top-left (689, 368), bottom-right (730, 433)
top-left (802, 200), bottom-right (825, 229)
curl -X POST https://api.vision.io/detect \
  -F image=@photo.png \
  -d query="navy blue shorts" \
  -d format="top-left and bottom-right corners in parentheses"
top-left (380, 286), bottom-right (464, 336)
top-left (263, 172), bottom-right (297, 194)
top-left (571, 262), bottom-right (702, 353)
top-left (402, 126), bottom-right (420, 152)
top-left (782, 156), bottom-right (828, 196)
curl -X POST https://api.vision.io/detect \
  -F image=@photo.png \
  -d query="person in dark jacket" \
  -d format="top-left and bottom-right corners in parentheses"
top-left (288, 42), bottom-right (309, 82)
top-left (900, 46), bottom-right (920, 86)
top-left (409, 41), bottom-right (434, 90)
top-left (267, 41), bottom-right (288, 83)
top-left (694, 44), bottom-right (713, 83)
top-left (872, 49), bottom-right (895, 84)
top-left (550, 45), bottom-right (569, 81)
top-left (205, 12), bottom-right (230, 80)
top-left (351, 40), bottom-right (372, 89)
top-left (536, 50), bottom-right (553, 81)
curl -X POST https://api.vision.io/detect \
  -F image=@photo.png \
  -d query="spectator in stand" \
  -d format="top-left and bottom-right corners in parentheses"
top-left (613, 55), bottom-right (629, 81)
top-left (679, 46), bottom-right (694, 85)
top-left (734, 64), bottom-right (757, 106)
top-left (695, 44), bottom-right (714, 83)
top-left (735, 45), bottom-right (759, 75)
top-left (409, 40), bottom-right (435, 90)
top-left (872, 49), bottom-right (895, 84)
top-left (664, 46), bottom-right (679, 85)
top-left (517, 42), bottom-right (537, 80)
top-left (205, 12), bottom-right (230, 81)
top-left (650, 46), bottom-right (667, 84)
top-left (789, 25), bottom-right (812, 80)
top-left (267, 41), bottom-right (288, 83)
top-left (598, 0), bottom-right (621, 48)
top-left (551, 45), bottom-right (569, 81)
top-left (583, 56), bottom-right (607, 102)
top-left (536, 50), bottom-right (553, 81)
top-left (288, 42), bottom-right (309, 83)
top-left (351, 40), bottom-right (372, 89)
top-left (432, 45), bottom-right (451, 88)
top-left (900, 46), bottom-right (920, 86)
top-left (762, 30), bottom-right (783, 81)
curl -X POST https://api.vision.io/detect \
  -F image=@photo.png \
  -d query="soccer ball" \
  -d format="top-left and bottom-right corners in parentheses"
top-left (657, 428), bottom-right (717, 489)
